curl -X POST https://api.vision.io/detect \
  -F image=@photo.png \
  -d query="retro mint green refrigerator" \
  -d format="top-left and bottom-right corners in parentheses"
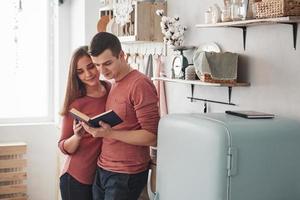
top-left (155, 113), bottom-right (300, 200)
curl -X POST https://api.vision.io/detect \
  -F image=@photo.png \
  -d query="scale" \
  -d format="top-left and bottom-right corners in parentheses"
top-left (171, 46), bottom-right (195, 79)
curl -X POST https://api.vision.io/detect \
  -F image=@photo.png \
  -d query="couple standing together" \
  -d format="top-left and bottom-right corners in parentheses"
top-left (58, 32), bottom-right (160, 200)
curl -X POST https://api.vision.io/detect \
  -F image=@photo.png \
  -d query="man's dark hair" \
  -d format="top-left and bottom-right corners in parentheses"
top-left (89, 32), bottom-right (122, 57)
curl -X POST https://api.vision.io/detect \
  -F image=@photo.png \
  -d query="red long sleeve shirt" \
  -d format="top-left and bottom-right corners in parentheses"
top-left (58, 95), bottom-right (107, 184)
top-left (99, 70), bottom-right (160, 174)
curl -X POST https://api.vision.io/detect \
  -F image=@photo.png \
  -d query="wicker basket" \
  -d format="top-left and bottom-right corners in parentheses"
top-left (255, 0), bottom-right (300, 18)
top-left (199, 74), bottom-right (236, 84)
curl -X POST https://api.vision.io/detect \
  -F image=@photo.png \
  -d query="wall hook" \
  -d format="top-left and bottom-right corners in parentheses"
top-left (204, 101), bottom-right (207, 113)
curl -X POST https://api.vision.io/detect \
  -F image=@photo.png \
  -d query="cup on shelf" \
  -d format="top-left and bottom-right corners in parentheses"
top-left (221, 8), bottom-right (231, 22)
top-left (204, 8), bottom-right (213, 24)
top-left (221, 0), bottom-right (231, 22)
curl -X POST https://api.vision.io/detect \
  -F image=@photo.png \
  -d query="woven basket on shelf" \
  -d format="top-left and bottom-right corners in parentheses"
top-left (199, 74), bottom-right (236, 84)
top-left (255, 0), bottom-right (300, 18)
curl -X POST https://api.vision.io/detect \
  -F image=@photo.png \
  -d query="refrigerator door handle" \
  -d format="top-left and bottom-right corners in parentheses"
top-left (227, 146), bottom-right (238, 176)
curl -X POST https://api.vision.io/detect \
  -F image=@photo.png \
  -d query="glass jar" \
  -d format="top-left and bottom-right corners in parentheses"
top-left (230, 0), bottom-right (242, 21)
top-left (204, 7), bottom-right (213, 24)
top-left (239, 0), bottom-right (247, 20)
top-left (221, 0), bottom-right (231, 22)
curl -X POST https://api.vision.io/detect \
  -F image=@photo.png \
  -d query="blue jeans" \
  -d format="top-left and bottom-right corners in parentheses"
top-left (60, 173), bottom-right (93, 200)
top-left (93, 167), bottom-right (149, 200)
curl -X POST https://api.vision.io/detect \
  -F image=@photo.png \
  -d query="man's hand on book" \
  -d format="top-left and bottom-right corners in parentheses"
top-left (81, 121), bottom-right (112, 138)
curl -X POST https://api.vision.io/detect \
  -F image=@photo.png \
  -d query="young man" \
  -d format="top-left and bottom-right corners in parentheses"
top-left (82, 32), bottom-right (160, 200)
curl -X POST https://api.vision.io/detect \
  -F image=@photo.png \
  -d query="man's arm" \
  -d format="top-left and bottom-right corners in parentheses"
top-left (81, 121), bottom-right (157, 146)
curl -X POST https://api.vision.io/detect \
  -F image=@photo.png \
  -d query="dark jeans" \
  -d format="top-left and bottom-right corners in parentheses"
top-left (60, 173), bottom-right (93, 200)
top-left (93, 167), bottom-right (149, 200)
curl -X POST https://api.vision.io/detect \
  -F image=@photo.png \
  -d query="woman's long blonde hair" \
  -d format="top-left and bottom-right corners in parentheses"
top-left (60, 46), bottom-right (90, 116)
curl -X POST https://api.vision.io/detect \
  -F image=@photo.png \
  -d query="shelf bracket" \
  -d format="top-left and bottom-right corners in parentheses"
top-left (228, 86), bottom-right (232, 104)
top-left (229, 26), bottom-right (247, 50)
top-left (278, 22), bottom-right (298, 50)
top-left (190, 84), bottom-right (195, 102)
top-left (187, 85), bottom-right (235, 107)
top-left (293, 23), bottom-right (298, 50)
top-left (187, 97), bottom-right (236, 106)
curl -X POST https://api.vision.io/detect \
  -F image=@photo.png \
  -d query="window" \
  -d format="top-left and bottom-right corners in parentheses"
top-left (0, 0), bottom-right (56, 123)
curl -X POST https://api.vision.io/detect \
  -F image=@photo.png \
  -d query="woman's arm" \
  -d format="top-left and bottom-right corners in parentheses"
top-left (58, 116), bottom-right (84, 154)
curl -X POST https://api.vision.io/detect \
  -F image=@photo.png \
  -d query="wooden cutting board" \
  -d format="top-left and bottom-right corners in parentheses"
top-left (97, 15), bottom-right (110, 32)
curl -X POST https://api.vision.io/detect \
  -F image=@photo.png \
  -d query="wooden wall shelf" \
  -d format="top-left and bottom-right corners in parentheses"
top-left (152, 77), bottom-right (250, 87)
top-left (152, 77), bottom-right (250, 111)
top-left (195, 16), bottom-right (300, 50)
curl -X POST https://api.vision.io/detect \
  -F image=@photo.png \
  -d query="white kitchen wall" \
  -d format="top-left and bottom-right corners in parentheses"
top-left (0, 0), bottom-right (99, 199)
top-left (0, 124), bottom-right (59, 200)
top-left (1, 0), bottom-right (299, 199)
top-left (58, 0), bottom-right (99, 109)
top-left (165, 0), bottom-right (300, 120)
top-left (84, 0), bottom-right (99, 45)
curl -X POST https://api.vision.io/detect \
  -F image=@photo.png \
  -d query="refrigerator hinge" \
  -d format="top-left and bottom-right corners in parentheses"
top-left (227, 147), bottom-right (238, 176)
top-left (154, 192), bottom-right (159, 200)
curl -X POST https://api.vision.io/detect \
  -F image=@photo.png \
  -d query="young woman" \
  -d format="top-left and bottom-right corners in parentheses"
top-left (58, 46), bottom-right (109, 200)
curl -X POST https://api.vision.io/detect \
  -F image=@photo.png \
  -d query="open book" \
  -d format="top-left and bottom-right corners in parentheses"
top-left (69, 108), bottom-right (123, 127)
top-left (225, 110), bottom-right (275, 119)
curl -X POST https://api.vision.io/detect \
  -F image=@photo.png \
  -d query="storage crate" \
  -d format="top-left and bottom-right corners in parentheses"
top-left (255, 0), bottom-right (300, 18)
top-left (0, 143), bottom-right (27, 200)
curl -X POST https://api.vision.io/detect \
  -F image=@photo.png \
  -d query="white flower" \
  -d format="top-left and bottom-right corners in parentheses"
top-left (178, 28), bottom-right (185, 35)
top-left (156, 9), bottom-right (164, 17)
top-left (167, 40), bottom-right (173, 46)
top-left (168, 18), bottom-right (175, 24)
top-left (173, 32), bottom-right (181, 39)
top-left (165, 30), bottom-right (172, 38)
top-left (156, 10), bottom-right (187, 47)
top-left (174, 41), bottom-right (181, 47)
top-left (168, 26), bottom-right (175, 33)
top-left (161, 16), bottom-right (168, 23)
